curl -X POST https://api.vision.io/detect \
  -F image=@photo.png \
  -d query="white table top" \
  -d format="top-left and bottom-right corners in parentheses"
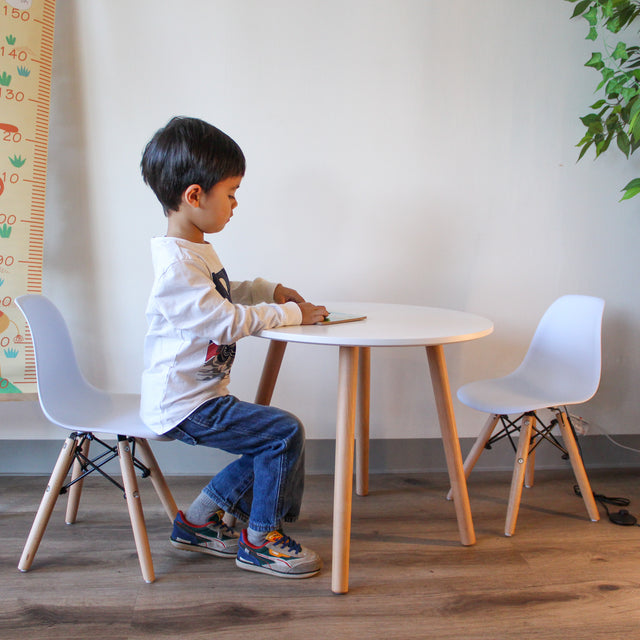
top-left (257, 302), bottom-right (493, 347)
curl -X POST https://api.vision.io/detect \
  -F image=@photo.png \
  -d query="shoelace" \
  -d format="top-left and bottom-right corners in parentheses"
top-left (270, 532), bottom-right (302, 553)
top-left (211, 511), bottom-right (235, 535)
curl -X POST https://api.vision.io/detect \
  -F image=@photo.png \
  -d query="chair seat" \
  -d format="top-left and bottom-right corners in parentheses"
top-left (458, 375), bottom-right (588, 415)
top-left (41, 391), bottom-right (171, 441)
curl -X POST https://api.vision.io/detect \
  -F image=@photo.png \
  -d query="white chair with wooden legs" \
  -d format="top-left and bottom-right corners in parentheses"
top-left (15, 294), bottom-right (178, 583)
top-left (451, 295), bottom-right (604, 536)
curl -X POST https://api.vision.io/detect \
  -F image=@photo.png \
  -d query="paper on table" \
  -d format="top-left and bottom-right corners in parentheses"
top-left (316, 312), bottom-right (367, 325)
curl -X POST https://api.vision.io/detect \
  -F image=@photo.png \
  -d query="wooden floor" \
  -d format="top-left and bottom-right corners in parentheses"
top-left (1, 468), bottom-right (639, 640)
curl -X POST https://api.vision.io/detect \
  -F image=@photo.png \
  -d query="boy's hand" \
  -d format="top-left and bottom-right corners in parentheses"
top-left (298, 302), bottom-right (329, 325)
top-left (274, 284), bottom-right (327, 324)
top-left (274, 284), bottom-right (305, 304)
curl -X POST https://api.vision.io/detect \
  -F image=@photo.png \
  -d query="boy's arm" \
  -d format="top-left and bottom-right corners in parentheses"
top-left (230, 279), bottom-right (326, 324)
top-left (230, 280), bottom-right (304, 306)
top-left (154, 262), bottom-right (302, 344)
top-left (230, 277), bottom-right (277, 305)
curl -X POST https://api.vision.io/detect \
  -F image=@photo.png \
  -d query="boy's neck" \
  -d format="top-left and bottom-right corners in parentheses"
top-left (166, 209), bottom-right (206, 243)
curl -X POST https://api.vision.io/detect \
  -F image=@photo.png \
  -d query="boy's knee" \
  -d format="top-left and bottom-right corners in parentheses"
top-left (282, 412), bottom-right (305, 451)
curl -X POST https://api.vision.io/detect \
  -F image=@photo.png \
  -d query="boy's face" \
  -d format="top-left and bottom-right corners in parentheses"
top-left (185, 175), bottom-right (242, 237)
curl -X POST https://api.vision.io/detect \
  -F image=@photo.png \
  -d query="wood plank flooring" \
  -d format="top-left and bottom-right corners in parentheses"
top-left (1, 468), bottom-right (639, 639)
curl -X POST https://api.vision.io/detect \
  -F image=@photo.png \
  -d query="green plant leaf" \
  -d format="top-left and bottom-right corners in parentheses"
top-left (617, 130), bottom-right (631, 156)
top-left (628, 97), bottom-right (640, 138)
top-left (584, 6), bottom-right (599, 25)
top-left (613, 41), bottom-right (629, 60)
top-left (601, 0), bottom-right (614, 19)
top-left (632, 113), bottom-right (640, 141)
top-left (620, 178), bottom-right (640, 201)
top-left (596, 129), bottom-right (616, 155)
top-left (577, 133), bottom-right (594, 147)
top-left (590, 99), bottom-right (607, 109)
top-left (606, 77), bottom-right (623, 96)
top-left (601, 66), bottom-right (615, 80)
top-left (585, 52), bottom-right (605, 69)
top-left (577, 138), bottom-right (595, 160)
top-left (581, 113), bottom-right (604, 133)
top-left (605, 112), bottom-right (620, 131)
top-left (571, 0), bottom-right (592, 18)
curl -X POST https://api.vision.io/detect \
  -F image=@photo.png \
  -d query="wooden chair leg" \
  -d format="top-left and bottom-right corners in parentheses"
top-left (135, 438), bottom-right (178, 522)
top-left (355, 347), bottom-right (371, 497)
top-left (118, 438), bottom-right (155, 583)
top-left (505, 414), bottom-right (534, 537)
top-left (65, 437), bottom-right (90, 524)
top-left (18, 435), bottom-right (78, 572)
top-left (556, 411), bottom-right (600, 522)
top-left (524, 446), bottom-right (536, 489)
top-left (446, 414), bottom-right (499, 501)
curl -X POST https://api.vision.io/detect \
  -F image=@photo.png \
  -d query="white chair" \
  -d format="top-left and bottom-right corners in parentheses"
top-left (15, 294), bottom-right (178, 583)
top-left (452, 295), bottom-right (603, 536)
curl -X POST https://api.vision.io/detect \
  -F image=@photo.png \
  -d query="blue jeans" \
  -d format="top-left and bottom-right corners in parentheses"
top-left (166, 395), bottom-right (305, 532)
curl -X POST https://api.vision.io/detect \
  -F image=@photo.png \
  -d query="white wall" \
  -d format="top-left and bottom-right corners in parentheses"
top-left (4, 0), bottom-right (640, 443)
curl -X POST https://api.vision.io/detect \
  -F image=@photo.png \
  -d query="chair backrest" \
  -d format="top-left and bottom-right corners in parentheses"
top-left (514, 294), bottom-right (605, 405)
top-left (15, 294), bottom-right (110, 428)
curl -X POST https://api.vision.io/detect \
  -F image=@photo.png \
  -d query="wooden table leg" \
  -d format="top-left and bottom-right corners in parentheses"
top-left (255, 340), bottom-right (288, 406)
top-left (426, 345), bottom-right (476, 546)
top-left (332, 346), bottom-right (359, 594)
top-left (355, 347), bottom-right (370, 497)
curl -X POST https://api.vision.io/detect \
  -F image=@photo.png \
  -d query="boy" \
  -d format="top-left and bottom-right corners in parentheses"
top-left (140, 116), bottom-right (328, 579)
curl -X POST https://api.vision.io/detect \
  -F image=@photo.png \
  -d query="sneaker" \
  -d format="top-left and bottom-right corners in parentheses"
top-left (170, 510), bottom-right (239, 558)
top-left (235, 529), bottom-right (321, 579)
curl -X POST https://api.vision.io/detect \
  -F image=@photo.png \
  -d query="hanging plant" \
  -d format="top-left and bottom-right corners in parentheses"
top-left (566, 0), bottom-right (640, 200)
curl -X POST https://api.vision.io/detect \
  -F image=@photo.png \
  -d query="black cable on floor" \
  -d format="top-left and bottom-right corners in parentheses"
top-left (573, 484), bottom-right (639, 526)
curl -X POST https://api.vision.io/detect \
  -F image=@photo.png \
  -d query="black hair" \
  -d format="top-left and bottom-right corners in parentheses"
top-left (140, 116), bottom-right (246, 214)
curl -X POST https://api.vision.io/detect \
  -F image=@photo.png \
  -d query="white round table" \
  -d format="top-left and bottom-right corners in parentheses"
top-left (254, 302), bottom-right (493, 594)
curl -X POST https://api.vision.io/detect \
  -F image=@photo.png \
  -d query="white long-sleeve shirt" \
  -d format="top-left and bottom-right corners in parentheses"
top-left (141, 237), bottom-right (302, 434)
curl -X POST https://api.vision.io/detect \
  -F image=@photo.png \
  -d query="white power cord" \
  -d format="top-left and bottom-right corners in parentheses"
top-left (569, 413), bottom-right (640, 455)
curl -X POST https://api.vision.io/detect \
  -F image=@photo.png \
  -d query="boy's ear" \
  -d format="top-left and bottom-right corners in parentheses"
top-left (184, 184), bottom-right (203, 208)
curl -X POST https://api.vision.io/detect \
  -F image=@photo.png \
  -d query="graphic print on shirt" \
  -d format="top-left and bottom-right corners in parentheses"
top-left (196, 267), bottom-right (237, 381)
